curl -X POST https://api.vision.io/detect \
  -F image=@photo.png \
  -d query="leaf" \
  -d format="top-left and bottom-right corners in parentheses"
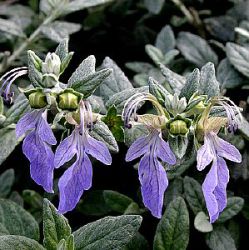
top-left (99, 57), bottom-right (133, 102)
top-left (153, 197), bottom-right (189, 250)
top-left (124, 233), bottom-right (149, 250)
top-left (183, 176), bottom-right (206, 215)
top-left (0, 127), bottom-right (18, 165)
top-left (124, 125), bottom-right (148, 147)
top-left (144, 0), bottom-right (165, 14)
top-left (102, 106), bottom-right (124, 142)
top-left (238, 116), bottom-right (249, 141)
top-left (217, 197), bottom-right (244, 223)
top-left (43, 199), bottom-right (73, 250)
top-left (168, 135), bottom-right (188, 159)
top-left (164, 177), bottom-right (183, 206)
top-left (176, 32), bottom-right (218, 67)
top-left (226, 42), bottom-right (249, 78)
top-left (206, 226), bottom-right (236, 250)
top-left (217, 59), bottom-right (243, 89)
top-left (125, 62), bottom-right (154, 74)
top-left (0, 235), bottom-right (45, 250)
top-left (89, 120), bottom-right (119, 152)
top-left (199, 62), bottom-right (220, 98)
top-left (0, 17), bottom-right (25, 37)
top-left (73, 215), bottom-right (142, 250)
top-left (41, 21), bottom-right (81, 43)
top-left (9, 191), bottom-right (24, 207)
top-left (194, 212), bottom-right (213, 233)
top-left (145, 45), bottom-right (164, 65)
top-left (0, 199), bottom-right (39, 240)
top-left (155, 25), bottom-right (175, 54)
top-left (0, 169), bottom-right (14, 198)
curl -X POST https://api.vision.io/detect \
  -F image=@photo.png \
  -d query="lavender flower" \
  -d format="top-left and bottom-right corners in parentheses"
top-left (54, 101), bottom-right (112, 213)
top-left (16, 109), bottom-right (57, 192)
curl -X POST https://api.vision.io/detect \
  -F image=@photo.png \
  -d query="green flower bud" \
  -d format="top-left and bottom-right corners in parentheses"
top-left (169, 120), bottom-right (189, 135)
top-left (29, 91), bottom-right (47, 108)
top-left (42, 52), bottom-right (61, 76)
top-left (58, 92), bottom-right (79, 110)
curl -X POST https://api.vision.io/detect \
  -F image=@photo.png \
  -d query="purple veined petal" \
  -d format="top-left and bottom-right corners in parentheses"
top-left (125, 135), bottom-right (150, 162)
top-left (138, 153), bottom-right (168, 218)
top-left (202, 159), bottom-right (219, 223)
top-left (37, 111), bottom-right (57, 145)
top-left (197, 135), bottom-right (215, 171)
top-left (156, 136), bottom-right (176, 165)
top-left (54, 130), bottom-right (77, 168)
top-left (214, 134), bottom-right (242, 163)
top-left (16, 109), bottom-right (41, 139)
top-left (22, 131), bottom-right (54, 193)
top-left (58, 152), bottom-right (93, 214)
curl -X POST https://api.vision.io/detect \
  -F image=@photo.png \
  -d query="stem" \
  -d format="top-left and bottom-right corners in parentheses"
top-left (171, 0), bottom-right (194, 24)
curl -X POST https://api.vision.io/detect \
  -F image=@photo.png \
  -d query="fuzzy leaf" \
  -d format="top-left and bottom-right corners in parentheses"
top-left (164, 177), bottom-right (183, 206)
top-left (125, 62), bottom-right (154, 74)
top-left (145, 45), bottom-right (164, 65)
top-left (0, 18), bottom-right (25, 37)
top-left (194, 212), bottom-right (213, 233)
top-left (124, 233), bottom-right (149, 250)
top-left (0, 169), bottom-right (14, 198)
top-left (155, 25), bottom-right (175, 53)
top-left (144, 0), bottom-right (165, 14)
top-left (168, 136), bottom-right (188, 159)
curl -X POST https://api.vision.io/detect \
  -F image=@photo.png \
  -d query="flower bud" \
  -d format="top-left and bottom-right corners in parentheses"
top-left (28, 91), bottom-right (47, 108)
top-left (58, 92), bottom-right (79, 110)
top-left (42, 53), bottom-right (61, 76)
top-left (169, 120), bottom-right (189, 135)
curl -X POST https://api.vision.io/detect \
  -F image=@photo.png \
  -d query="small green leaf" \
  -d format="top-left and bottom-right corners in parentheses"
top-left (0, 169), bottom-right (14, 198)
top-left (124, 233), bottom-right (149, 250)
top-left (238, 116), bottom-right (249, 141)
top-left (194, 212), bottom-right (213, 233)
top-left (168, 135), bottom-right (188, 159)
top-left (164, 177), bottom-right (183, 206)
top-left (0, 18), bottom-right (25, 37)
top-left (183, 176), bottom-right (206, 215)
top-left (0, 235), bottom-right (45, 250)
top-left (153, 197), bottom-right (189, 250)
top-left (144, 0), bottom-right (165, 14)
top-left (0, 199), bottom-right (39, 240)
top-left (217, 197), bottom-right (244, 223)
top-left (125, 62), bottom-right (154, 74)
top-left (145, 45), bottom-right (164, 65)
top-left (43, 199), bottom-right (73, 250)
top-left (73, 215), bottom-right (142, 250)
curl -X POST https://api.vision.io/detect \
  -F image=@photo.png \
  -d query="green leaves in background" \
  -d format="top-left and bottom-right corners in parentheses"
top-left (144, 0), bottom-right (165, 14)
top-left (0, 169), bottom-right (14, 198)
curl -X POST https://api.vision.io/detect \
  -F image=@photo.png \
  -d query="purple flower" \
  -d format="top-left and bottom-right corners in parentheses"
top-left (54, 101), bottom-right (112, 214)
top-left (126, 129), bottom-right (176, 218)
top-left (16, 109), bottom-right (56, 192)
top-left (197, 131), bottom-right (241, 223)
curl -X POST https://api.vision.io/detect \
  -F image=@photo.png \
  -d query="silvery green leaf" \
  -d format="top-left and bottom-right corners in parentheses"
top-left (227, 0), bottom-right (249, 22)
top-left (206, 226), bottom-right (236, 250)
top-left (133, 74), bottom-right (148, 87)
top-left (40, 0), bottom-right (64, 15)
top-left (163, 49), bottom-right (180, 65)
top-left (106, 86), bottom-right (148, 113)
top-left (155, 25), bottom-right (175, 53)
top-left (164, 177), bottom-right (183, 206)
top-left (87, 95), bottom-right (106, 113)
top-left (183, 176), bottom-right (206, 215)
top-left (194, 212), bottom-right (213, 233)
top-left (55, 39), bottom-right (70, 61)
top-left (124, 125), bottom-right (149, 147)
top-left (41, 21), bottom-right (81, 43)
top-left (0, 127), bottom-right (18, 165)
top-left (153, 197), bottom-right (189, 250)
top-left (73, 215), bottom-right (142, 250)
top-left (199, 62), bottom-right (220, 98)
top-left (176, 32), bottom-right (218, 67)
top-left (89, 120), bottom-right (118, 152)
top-left (0, 199), bottom-right (39, 240)
top-left (217, 197), bottom-right (244, 223)
top-left (144, 0), bottom-right (165, 14)
top-left (217, 59), bottom-right (243, 89)
top-left (0, 236), bottom-right (45, 250)
top-left (125, 62), bottom-right (154, 74)
top-left (145, 45), bottom-right (164, 65)
top-left (0, 169), bottom-right (14, 198)
top-left (228, 221), bottom-right (240, 248)
top-left (124, 233), bottom-right (149, 250)
top-left (0, 97), bottom-right (3, 115)
top-left (180, 68), bottom-right (200, 100)
top-left (226, 42), bottom-right (249, 78)
top-left (99, 57), bottom-right (133, 102)
top-left (168, 135), bottom-right (188, 159)
top-left (238, 116), bottom-right (249, 140)
top-left (9, 191), bottom-right (24, 207)
top-left (43, 199), bottom-right (73, 250)
top-left (0, 18), bottom-right (25, 38)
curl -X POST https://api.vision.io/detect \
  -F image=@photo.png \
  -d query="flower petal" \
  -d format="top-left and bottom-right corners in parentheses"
top-left (16, 109), bottom-right (41, 139)
top-left (22, 131), bottom-right (54, 193)
top-left (202, 159), bottom-right (219, 223)
top-left (215, 135), bottom-right (242, 163)
top-left (54, 131), bottom-right (77, 168)
top-left (125, 135), bottom-right (150, 162)
top-left (58, 152), bottom-right (93, 214)
top-left (156, 136), bottom-right (176, 165)
top-left (85, 134), bottom-right (112, 165)
top-left (138, 153), bottom-right (168, 218)
top-left (197, 136), bottom-right (214, 171)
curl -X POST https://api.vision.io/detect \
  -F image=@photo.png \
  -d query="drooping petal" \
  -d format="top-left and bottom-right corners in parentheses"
top-left (85, 133), bottom-right (112, 165)
top-left (138, 153), bottom-right (168, 218)
top-left (58, 152), bottom-right (93, 214)
top-left (22, 131), bottom-right (54, 193)
top-left (197, 136), bottom-right (215, 171)
top-left (54, 131), bottom-right (77, 168)
top-left (214, 135), bottom-right (242, 163)
top-left (202, 159), bottom-right (219, 223)
top-left (125, 135), bottom-right (150, 162)
top-left (16, 109), bottom-right (41, 138)
top-left (156, 136), bottom-right (176, 165)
